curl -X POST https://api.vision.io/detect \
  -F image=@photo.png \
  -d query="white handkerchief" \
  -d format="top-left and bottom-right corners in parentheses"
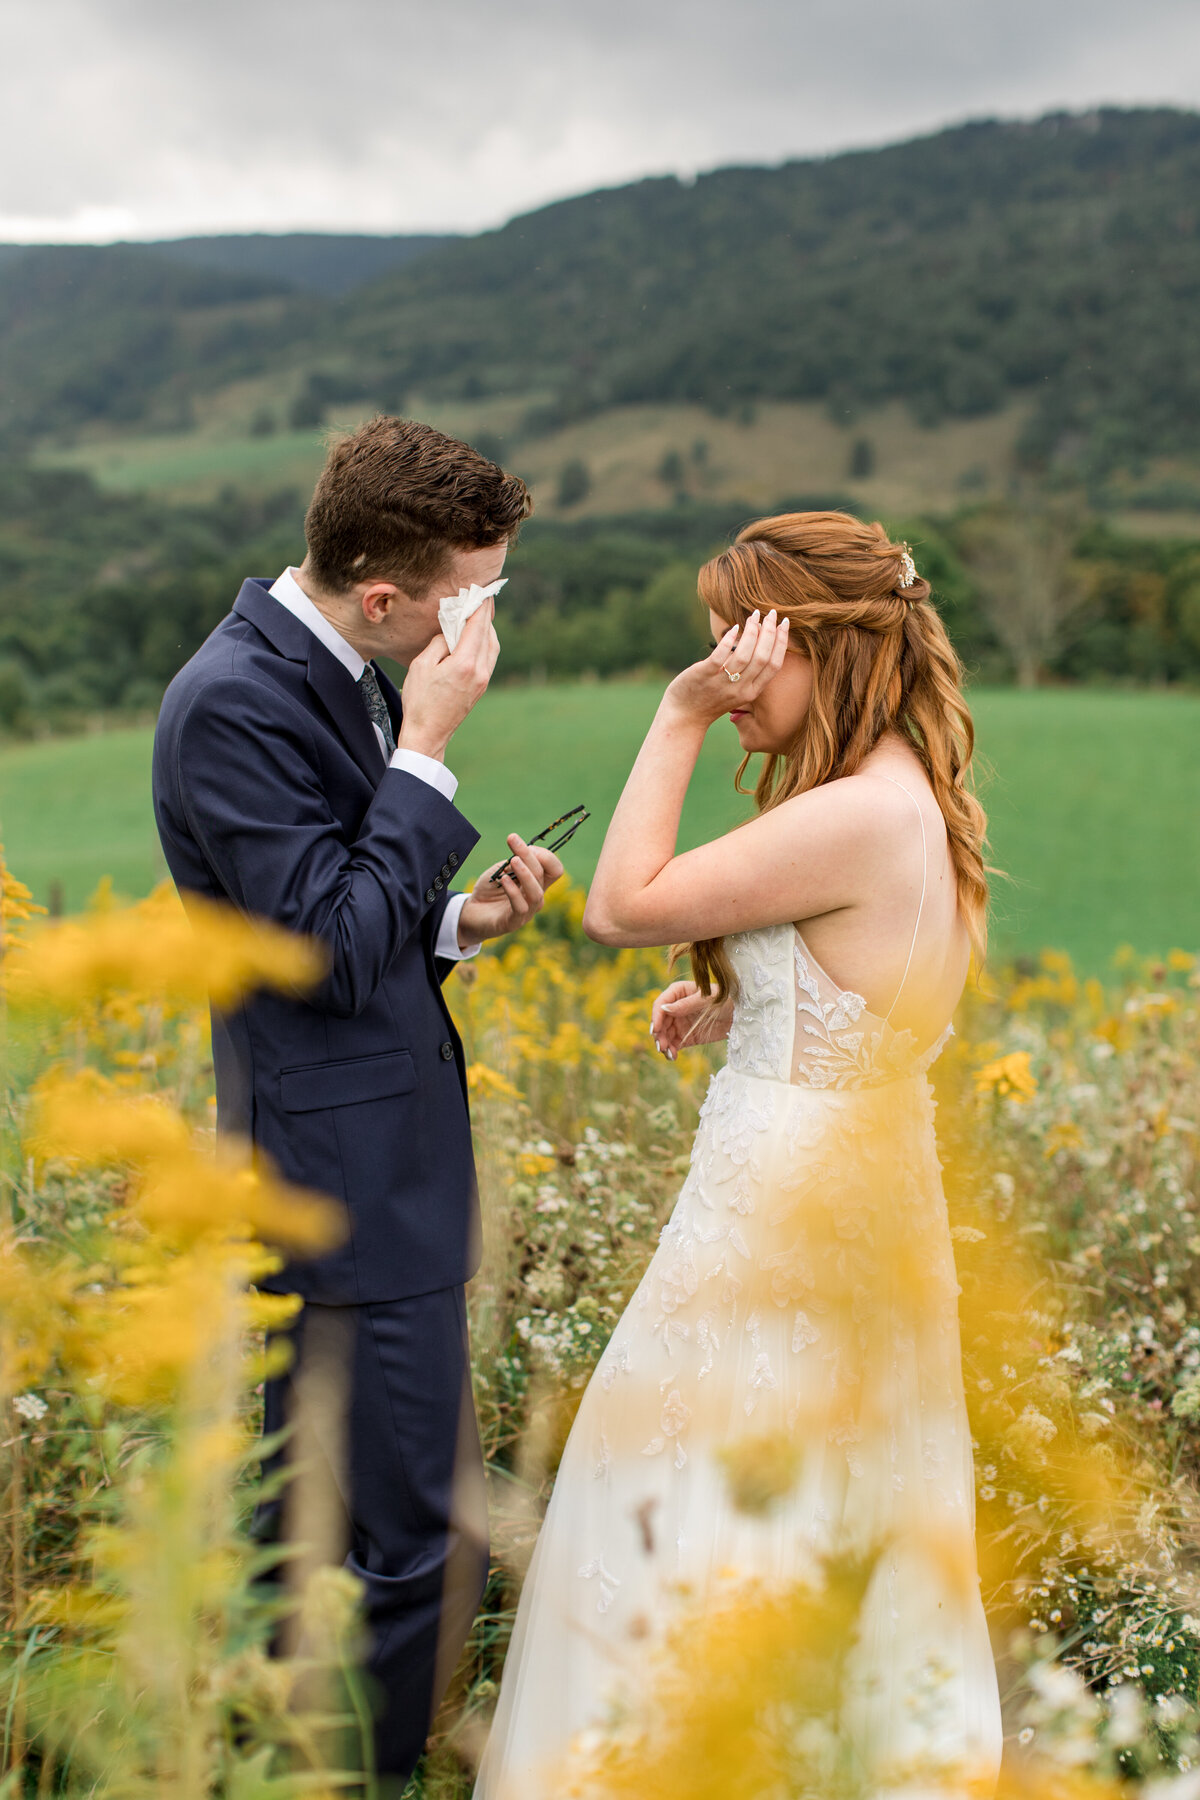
top-left (438, 578), bottom-right (507, 650)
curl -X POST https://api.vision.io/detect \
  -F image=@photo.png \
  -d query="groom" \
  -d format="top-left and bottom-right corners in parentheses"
top-left (152, 417), bottom-right (562, 1787)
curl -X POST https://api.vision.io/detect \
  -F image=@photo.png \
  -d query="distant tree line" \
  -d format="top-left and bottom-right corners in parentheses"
top-left (0, 466), bottom-right (1197, 737)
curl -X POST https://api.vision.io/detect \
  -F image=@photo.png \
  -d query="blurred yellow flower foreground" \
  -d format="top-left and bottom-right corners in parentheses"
top-left (1, 865), bottom-right (361, 1797)
top-left (1, 861), bottom-right (1198, 1800)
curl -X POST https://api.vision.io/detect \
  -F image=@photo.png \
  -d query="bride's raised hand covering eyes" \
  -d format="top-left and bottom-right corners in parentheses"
top-left (664, 608), bottom-right (790, 726)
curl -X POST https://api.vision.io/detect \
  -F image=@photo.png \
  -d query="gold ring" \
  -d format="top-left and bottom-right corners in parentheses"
top-left (722, 665), bottom-right (741, 683)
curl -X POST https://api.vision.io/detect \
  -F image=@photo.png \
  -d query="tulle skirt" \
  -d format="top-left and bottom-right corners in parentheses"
top-left (474, 1066), bottom-right (1003, 1799)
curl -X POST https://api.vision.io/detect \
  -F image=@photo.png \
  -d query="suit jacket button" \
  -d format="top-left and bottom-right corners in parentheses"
top-left (433, 876), bottom-right (444, 892)
top-left (440, 1041), bottom-right (454, 1061)
top-left (448, 852), bottom-right (459, 869)
top-left (441, 864), bottom-right (451, 880)
top-left (425, 887), bottom-right (436, 904)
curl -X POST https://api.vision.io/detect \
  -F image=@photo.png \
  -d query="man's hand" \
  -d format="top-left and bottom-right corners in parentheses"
top-left (457, 834), bottom-right (565, 949)
top-left (397, 596), bottom-right (500, 762)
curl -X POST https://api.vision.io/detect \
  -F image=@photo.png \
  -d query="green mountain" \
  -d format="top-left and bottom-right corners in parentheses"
top-left (131, 232), bottom-right (456, 296)
top-left (0, 244), bottom-right (313, 439)
top-left (1, 107), bottom-right (1198, 478)
top-left (330, 106), bottom-right (1200, 477)
top-left (0, 230), bottom-right (453, 296)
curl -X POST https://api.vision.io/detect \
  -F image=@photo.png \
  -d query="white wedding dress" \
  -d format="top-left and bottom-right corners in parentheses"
top-left (475, 818), bottom-right (1003, 1797)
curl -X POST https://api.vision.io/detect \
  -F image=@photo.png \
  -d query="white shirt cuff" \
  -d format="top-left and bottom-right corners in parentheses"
top-left (435, 890), bottom-right (480, 962)
top-left (389, 746), bottom-right (459, 804)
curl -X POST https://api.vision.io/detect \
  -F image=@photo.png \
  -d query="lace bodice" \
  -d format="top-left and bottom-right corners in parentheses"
top-left (725, 922), bottom-right (953, 1089)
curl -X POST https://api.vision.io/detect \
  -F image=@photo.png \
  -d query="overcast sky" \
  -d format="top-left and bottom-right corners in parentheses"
top-left (3, 0), bottom-right (1199, 243)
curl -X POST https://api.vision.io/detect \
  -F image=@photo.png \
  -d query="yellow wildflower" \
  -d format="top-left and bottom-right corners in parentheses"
top-left (716, 1432), bottom-right (803, 1516)
top-left (1044, 1119), bottom-right (1084, 1158)
top-left (30, 1066), bottom-right (191, 1168)
top-left (974, 1050), bottom-right (1038, 1103)
top-left (519, 1152), bottom-right (558, 1179)
top-left (0, 1232), bottom-right (82, 1394)
top-left (467, 1063), bottom-right (522, 1103)
top-left (0, 845), bottom-right (46, 955)
top-left (1123, 991), bottom-right (1177, 1020)
top-left (1083, 976), bottom-right (1106, 1020)
top-left (1094, 1014), bottom-right (1130, 1050)
top-left (10, 881), bottom-right (325, 1013)
top-left (1007, 951), bottom-right (1078, 1012)
top-left (29, 1066), bottom-right (337, 1253)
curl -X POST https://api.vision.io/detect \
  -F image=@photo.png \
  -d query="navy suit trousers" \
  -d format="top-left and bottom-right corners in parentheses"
top-left (257, 1289), bottom-right (489, 1785)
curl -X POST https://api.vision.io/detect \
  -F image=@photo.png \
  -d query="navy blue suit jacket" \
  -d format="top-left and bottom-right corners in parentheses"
top-left (152, 579), bottom-right (482, 1304)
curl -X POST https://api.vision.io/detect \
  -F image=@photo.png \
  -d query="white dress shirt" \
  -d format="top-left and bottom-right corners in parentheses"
top-left (268, 568), bottom-right (478, 961)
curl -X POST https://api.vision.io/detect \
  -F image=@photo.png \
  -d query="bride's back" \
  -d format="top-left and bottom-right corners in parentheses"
top-left (795, 758), bottom-right (972, 1057)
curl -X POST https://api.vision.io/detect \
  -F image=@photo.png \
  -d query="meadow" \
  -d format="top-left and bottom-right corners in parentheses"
top-left (3, 860), bottom-right (1199, 1797)
top-left (34, 424), bottom-right (334, 505)
top-left (36, 397), bottom-right (1198, 539)
top-left (32, 397), bottom-right (1030, 522)
top-left (0, 683), bottom-right (1196, 968)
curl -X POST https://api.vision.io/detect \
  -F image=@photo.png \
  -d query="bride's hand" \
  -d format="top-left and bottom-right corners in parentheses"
top-left (663, 609), bottom-right (789, 726)
top-left (650, 980), bottom-right (734, 1059)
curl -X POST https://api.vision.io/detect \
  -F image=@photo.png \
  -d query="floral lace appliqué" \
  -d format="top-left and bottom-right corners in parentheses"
top-left (790, 937), bottom-right (953, 1091)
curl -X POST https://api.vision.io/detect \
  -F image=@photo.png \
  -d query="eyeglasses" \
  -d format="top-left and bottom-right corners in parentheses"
top-left (488, 804), bottom-right (591, 884)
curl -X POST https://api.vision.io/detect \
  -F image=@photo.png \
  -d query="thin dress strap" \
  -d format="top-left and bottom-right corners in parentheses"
top-left (878, 777), bottom-right (928, 1024)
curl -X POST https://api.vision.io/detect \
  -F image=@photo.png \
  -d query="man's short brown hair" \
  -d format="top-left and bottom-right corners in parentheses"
top-left (304, 415), bottom-right (532, 596)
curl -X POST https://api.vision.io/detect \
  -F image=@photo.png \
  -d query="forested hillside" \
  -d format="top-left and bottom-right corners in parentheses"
top-left (1, 107), bottom-right (1198, 480)
top-left (136, 232), bottom-right (456, 295)
top-left (0, 246), bottom-right (311, 439)
top-left (336, 108), bottom-right (1200, 477)
top-left (0, 234), bottom-right (451, 441)
top-left (2, 460), bottom-right (1198, 727)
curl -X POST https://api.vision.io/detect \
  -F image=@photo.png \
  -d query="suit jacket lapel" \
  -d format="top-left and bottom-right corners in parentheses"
top-left (305, 645), bottom-right (387, 783)
top-left (231, 578), bottom-right (388, 782)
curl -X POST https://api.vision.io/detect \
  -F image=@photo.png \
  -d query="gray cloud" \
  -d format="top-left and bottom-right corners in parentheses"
top-left (2, 0), bottom-right (1199, 239)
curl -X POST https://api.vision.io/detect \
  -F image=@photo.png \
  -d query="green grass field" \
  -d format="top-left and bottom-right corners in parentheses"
top-left (0, 686), bottom-right (1196, 969)
top-left (34, 427), bottom-right (331, 502)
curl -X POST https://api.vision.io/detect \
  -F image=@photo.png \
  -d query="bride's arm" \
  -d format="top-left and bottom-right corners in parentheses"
top-left (583, 612), bottom-right (905, 948)
top-left (582, 615), bottom-right (774, 943)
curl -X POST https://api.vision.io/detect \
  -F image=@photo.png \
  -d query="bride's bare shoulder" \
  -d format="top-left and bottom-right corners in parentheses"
top-left (771, 767), bottom-right (927, 844)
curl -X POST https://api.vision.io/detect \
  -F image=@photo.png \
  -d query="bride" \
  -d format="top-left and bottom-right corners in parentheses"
top-left (474, 512), bottom-right (1003, 1798)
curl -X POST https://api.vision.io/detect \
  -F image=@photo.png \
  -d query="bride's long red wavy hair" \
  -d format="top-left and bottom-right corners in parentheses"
top-left (683, 511), bottom-right (990, 1004)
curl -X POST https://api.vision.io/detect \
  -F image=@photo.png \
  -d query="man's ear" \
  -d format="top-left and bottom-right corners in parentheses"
top-left (359, 582), bottom-right (403, 625)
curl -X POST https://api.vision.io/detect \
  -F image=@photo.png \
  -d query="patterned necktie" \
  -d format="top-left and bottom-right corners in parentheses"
top-left (359, 662), bottom-right (396, 760)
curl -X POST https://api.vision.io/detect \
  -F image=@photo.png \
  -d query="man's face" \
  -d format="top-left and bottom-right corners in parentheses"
top-left (367, 541), bottom-right (509, 665)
